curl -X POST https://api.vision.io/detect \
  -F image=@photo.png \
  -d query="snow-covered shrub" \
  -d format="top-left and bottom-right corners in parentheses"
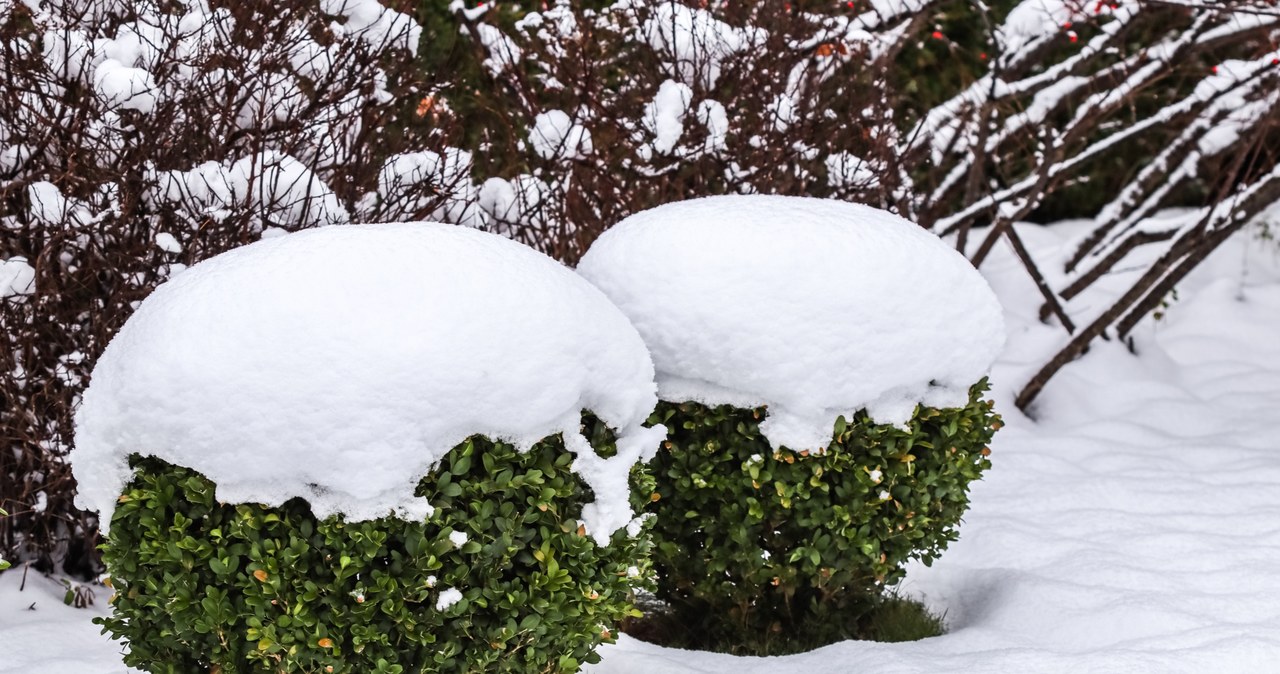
top-left (0, 0), bottom-right (474, 573)
top-left (75, 223), bottom-right (666, 672)
top-left (644, 390), bottom-right (997, 651)
top-left (577, 195), bottom-right (1004, 651)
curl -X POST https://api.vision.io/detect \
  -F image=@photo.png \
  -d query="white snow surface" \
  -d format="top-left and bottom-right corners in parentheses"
top-left (825, 152), bottom-right (879, 189)
top-left (229, 152), bottom-right (349, 227)
top-left (477, 175), bottom-right (550, 237)
top-left (475, 22), bottom-right (522, 75)
top-left (639, 0), bottom-right (758, 89)
top-left (153, 232), bottom-right (181, 254)
top-left (152, 151), bottom-right (350, 229)
top-left (766, 94), bottom-right (797, 133)
top-left (91, 59), bottom-right (158, 113)
top-left (8, 219), bottom-right (1280, 673)
top-left (435, 587), bottom-right (463, 611)
top-left (0, 256), bottom-right (35, 298)
top-left (320, 0), bottom-right (422, 52)
top-left (529, 110), bottom-right (593, 161)
top-left (369, 148), bottom-right (481, 227)
top-left (27, 181), bottom-right (92, 227)
top-left (643, 80), bottom-right (693, 156)
top-left (71, 222), bottom-right (664, 545)
top-left (695, 99), bottom-right (728, 153)
top-left (999, 0), bottom-right (1123, 53)
top-left (577, 195), bottom-right (1005, 452)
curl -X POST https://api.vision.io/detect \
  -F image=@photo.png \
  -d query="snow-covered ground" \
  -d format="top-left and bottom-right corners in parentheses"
top-left (3, 221), bottom-right (1279, 673)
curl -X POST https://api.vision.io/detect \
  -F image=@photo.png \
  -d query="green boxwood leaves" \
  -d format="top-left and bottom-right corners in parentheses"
top-left (645, 379), bottom-right (999, 651)
top-left (99, 417), bottom-right (654, 674)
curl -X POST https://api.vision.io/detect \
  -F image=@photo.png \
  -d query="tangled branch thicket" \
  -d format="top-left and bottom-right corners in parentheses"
top-left (2, 0), bottom-right (1278, 574)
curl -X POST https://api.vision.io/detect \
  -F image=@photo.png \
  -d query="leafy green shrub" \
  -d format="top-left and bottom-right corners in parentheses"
top-left (642, 380), bottom-right (999, 653)
top-left (99, 422), bottom-right (653, 674)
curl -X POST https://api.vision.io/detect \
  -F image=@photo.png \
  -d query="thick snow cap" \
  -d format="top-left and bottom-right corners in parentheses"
top-left (73, 223), bottom-right (665, 545)
top-left (577, 195), bottom-right (1005, 453)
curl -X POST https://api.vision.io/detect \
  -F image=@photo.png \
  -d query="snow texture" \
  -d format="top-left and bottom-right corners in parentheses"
top-left (0, 256), bottom-right (35, 298)
top-left (695, 99), bottom-right (728, 153)
top-left (27, 181), bottom-right (91, 227)
top-left (586, 219), bottom-right (1280, 673)
top-left (152, 152), bottom-right (349, 228)
top-left (320, 0), bottom-right (422, 52)
top-left (825, 152), bottom-right (879, 189)
top-left (475, 22), bottom-right (522, 75)
top-left (71, 223), bottom-right (665, 545)
top-left (529, 110), bottom-right (593, 161)
top-left (229, 152), bottom-right (349, 227)
top-left (477, 175), bottom-right (550, 236)
top-left (478, 177), bottom-right (519, 222)
top-left (435, 587), bottom-right (463, 611)
top-left (92, 59), bottom-right (157, 113)
top-left (153, 232), bottom-right (181, 254)
top-left (766, 94), bottom-right (797, 133)
top-left (577, 195), bottom-right (1004, 452)
top-left (369, 149), bottom-right (481, 227)
top-left (640, 1), bottom-right (756, 89)
top-left (643, 80), bottom-right (693, 156)
top-left (999, 0), bottom-right (1120, 53)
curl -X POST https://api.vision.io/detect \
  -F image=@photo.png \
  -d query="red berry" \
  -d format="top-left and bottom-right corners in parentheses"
top-left (932, 30), bottom-right (943, 39)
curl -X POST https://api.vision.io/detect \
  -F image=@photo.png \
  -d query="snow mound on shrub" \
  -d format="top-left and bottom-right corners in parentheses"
top-left (73, 223), bottom-right (664, 545)
top-left (577, 195), bottom-right (1004, 452)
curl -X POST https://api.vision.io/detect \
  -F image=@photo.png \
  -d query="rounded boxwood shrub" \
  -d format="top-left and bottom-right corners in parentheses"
top-left (643, 380), bottom-right (999, 653)
top-left (100, 419), bottom-right (654, 674)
